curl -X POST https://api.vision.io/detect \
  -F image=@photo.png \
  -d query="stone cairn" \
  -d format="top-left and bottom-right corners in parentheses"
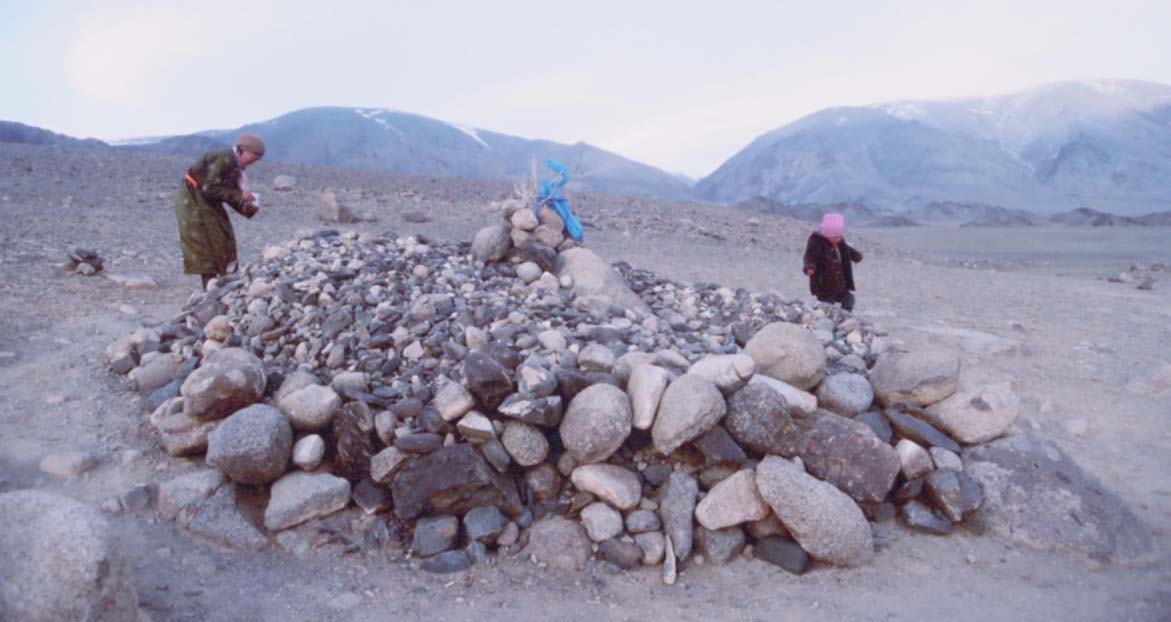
top-left (107, 198), bottom-right (1021, 578)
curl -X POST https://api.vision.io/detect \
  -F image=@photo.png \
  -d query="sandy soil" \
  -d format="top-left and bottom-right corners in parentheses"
top-left (1, 143), bottom-right (1169, 621)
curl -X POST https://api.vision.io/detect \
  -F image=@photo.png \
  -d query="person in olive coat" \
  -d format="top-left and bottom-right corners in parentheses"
top-left (803, 212), bottom-right (863, 311)
top-left (175, 134), bottom-right (265, 288)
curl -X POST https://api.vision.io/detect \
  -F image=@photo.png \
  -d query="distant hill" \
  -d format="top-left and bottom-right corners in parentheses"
top-left (121, 107), bottom-right (696, 201)
top-left (1137, 210), bottom-right (1171, 226)
top-left (731, 195), bottom-right (884, 223)
top-left (0, 121), bottom-right (105, 147)
top-left (698, 79), bottom-right (1171, 216)
top-left (908, 202), bottom-right (1039, 225)
top-left (865, 215), bottom-right (922, 227)
top-left (1049, 207), bottom-right (1142, 226)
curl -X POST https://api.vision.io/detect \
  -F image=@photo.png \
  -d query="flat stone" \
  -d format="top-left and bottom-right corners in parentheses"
top-left (884, 406), bottom-right (962, 453)
top-left (157, 469), bottom-right (225, 521)
top-left (747, 375), bottom-right (818, 415)
top-left (422, 550), bottom-right (471, 573)
top-left (351, 479), bottom-right (391, 514)
top-left (658, 471), bottom-right (698, 561)
top-left (925, 468), bottom-right (964, 523)
top-left (463, 506), bottom-right (506, 542)
top-left (627, 364), bottom-right (670, 430)
top-left (925, 381), bottom-right (1020, 444)
top-left (264, 472), bottom-right (351, 531)
top-left (687, 354), bottom-right (756, 395)
top-left (794, 409), bottom-right (899, 504)
top-left (900, 500), bottom-right (953, 535)
top-left (693, 426), bottom-right (748, 465)
top-left (456, 411), bottom-right (496, 443)
top-left (434, 376), bottom-right (476, 422)
top-left (370, 447), bottom-right (411, 484)
top-left (570, 464), bottom-right (641, 510)
top-left (870, 347), bottom-right (961, 407)
top-left (39, 450), bottom-right (100, 477)
top-left (177, 484), bottom-right (268, 552)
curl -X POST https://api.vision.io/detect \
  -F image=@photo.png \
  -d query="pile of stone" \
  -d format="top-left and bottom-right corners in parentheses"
top-left (1107, 261), bottom-right (1164, 290)
top-left (107, 199), bottom-right (1032, 578)
top-left (65, 248), bottom-right (103, 276)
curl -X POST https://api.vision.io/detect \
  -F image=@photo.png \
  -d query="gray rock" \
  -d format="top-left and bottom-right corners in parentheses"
top-left (570, 464), bottom-right (641, 510)
top-left (900, 500), bottom-right (953, 535)
top-left (351, 479), bottom-right (391, 514)
top-left (181, 348), bottom-right (267, 421)
top-left (693, 425), bottom-right (748, 465)
top-left (471, 225), bottom-right (511, 263)
top-left (274, 370), bottom-right (320, 404)
top-left (559, 383), bottom-right (632, 464)
top-left (498, 394), bottom-right (563, 428)
top-left (696, 526), bottom-right (746, 565)
top-left (658, 471), bottom-right (698, 561)
top-left (746, 513), bottom-right (790, 540)
top-left (929, 447), bottom-right (963, 472)
top-left (501, 421), bottom-right (549, 467)
top-left (600, 538), bottom-right (645, 570)
top-left (694, 469), bottom-right (770, 530)
top-left (456, 411), bottom-right (496, 443)
top-left (462, 351), bottom-right (514, 411)
top-left (754, 537), bottom-right (810, 575)
top-left (39, 450), bottom-right (100, 477)
top-left (755, 456), bottom-right (873, 567)
top-left (625, 509), bottom-right (662, 534)
top-left (578, 343), bottom-right (617, 373)
top-left (152, 400), bottom-right (220, 457)
top-left (157, 469), bottom-right (225, 521)
top-left (276, 384), bottom-right (341, 433)
top-left (744, 322), bottom-right (826, 390)
top-left (747, 375), bottom-right (817, 415)
top-left (370, 447), bottom-right (411, 484)
top-left (272, 174), bottom-right (296, 191)
top-left (390, 444), bottom-right (522, 520)
top-left (963, 429), bottom-right (1155, 562)
top-left (613, 352), bottom-right (656, 385)
top-left (895, 439), bottom-right (933, 480)
top-left (433, 376), bottom-right (476, 422)
top-left (463, 506), bottom-right (506, 543)
top-left (581, 502), bottom-right (624, 542)
top-left (555, 248), bottom-right (651, 314)
top-left (925, 381), bottom-right (1020, 444)
top-left (884, 406), bottom-right (962, 453)
top-left (688, 354), bottom-right (756, 395)
top-left (796, 410), bottom-right (900, 504)
top-left (855, 411), bottom-right (893, 443)
top-left (627, 364), bottom-right (669, 430)
top-left (264, 471), bottom-right (351, 531)
top-left (292, 434), bottom-right (325, 470)
top-left (517, 365), bottom-right (557, 396)
top-left (634, 531), bottom-right (665, 565)
top-left (177, 484), bottom-right (269, 551)
top-left (0, 490), bottom-right (140, 622)
top-left (411, 515), bottom-right (459, 557)
top-left (816, 373), bottom-right (874, 417)
top-left (422, 550), bottom-right (471, 573)
top-left (206, 404), bottom-right (292, 485)
top-left (652, 374), bottom-right (726, 455)
top-left (525, 516), bottom-right (593, 571)
top-left (925, 468), bottom-right (964, 523)
top-left (870, 347), bottom-right (961, 407)
top-left (516, 261), bottom-right (542, 284)
top-left (724, 382), bottom-right (800, 456)
top-left (130, 354), bottom-right (181, 394)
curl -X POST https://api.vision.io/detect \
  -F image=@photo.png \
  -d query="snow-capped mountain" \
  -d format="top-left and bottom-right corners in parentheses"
top-left (698, 80), bottom-right (1171, 215)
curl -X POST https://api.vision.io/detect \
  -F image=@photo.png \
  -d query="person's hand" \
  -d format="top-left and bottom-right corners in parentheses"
top-left (804, 267), bottom-right (815, 276)
top-left (243, 191), bottom-right (256, 203)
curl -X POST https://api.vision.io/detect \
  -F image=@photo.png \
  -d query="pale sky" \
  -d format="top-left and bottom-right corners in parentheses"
top-left (2, 1), bottom-right (1169, 178)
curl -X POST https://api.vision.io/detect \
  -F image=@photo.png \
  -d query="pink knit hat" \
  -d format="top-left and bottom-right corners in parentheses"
top-left (819, 212), bottom-right (845, 238)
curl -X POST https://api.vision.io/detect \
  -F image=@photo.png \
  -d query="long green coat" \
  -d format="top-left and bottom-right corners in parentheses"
top-left (175, 149), bottom-right (257, 275)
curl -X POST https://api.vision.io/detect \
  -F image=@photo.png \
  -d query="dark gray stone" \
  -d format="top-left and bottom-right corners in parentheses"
top-left (411, 515), bottom-right (459, 557)
top-left (724, 383), bottom-right (800, 456)
top-left (462, 352), bottom-right (514, 410)
top-left (658, 471), bottom-right (698, 561)
top-left (693, 426), bottom-right (748, 465)
top-left (463, 506), bottom-right (506, 543)
top-left (925, 469), bottom-right (964, 523)
top-left (795, 410), bottom-right (899, 504)
top-left (754, 537), bottom-right (810, 575)
top-left (696, 526), bottom-right (746, 565)
top-left (351, 479), bottom-right (391, 515)
top-left (422, 549), bottom-right (471, 573)
top-left (600, 539), bottom-right (643, 570)
top-left (883, 406), bottom-right (961, 453)
top-left (205, 405), bottom-right (292, 485)
top-left (855, 411), bottom-right (893, 444)
top-left (390, 444), bottom-right (522, 520)
top-left (900, 500), bottom-right (953, 535)
top-left (394, 433), bottom-right (443, 454)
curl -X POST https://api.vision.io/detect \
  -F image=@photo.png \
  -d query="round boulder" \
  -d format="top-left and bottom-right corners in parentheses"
top-left (207, 404), bottom-right (293, 485)
top-left (525, 516), bottom-right (593, 571)
top-left (180, 347), bottom-right (267, 421)
top-left (870, 347), bottom-right (961, 407)
top-left (559, 384), bottom-right (632, 464)
top-left (471, 224), bottom-right (511, 263)
top-left (816, 373), bottom-right (875, 417)
top-left (744, 322), bottom-right (826, 390)
top-left (0, 490), bottom-right (140, 622)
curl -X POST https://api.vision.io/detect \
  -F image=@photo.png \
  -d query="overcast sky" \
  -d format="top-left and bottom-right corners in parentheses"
top-left (2, 1), bottom-right (1169, 178)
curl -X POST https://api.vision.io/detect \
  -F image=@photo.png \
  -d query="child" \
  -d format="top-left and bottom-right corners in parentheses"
top-left (803, 213), bottom-right (863, 311)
